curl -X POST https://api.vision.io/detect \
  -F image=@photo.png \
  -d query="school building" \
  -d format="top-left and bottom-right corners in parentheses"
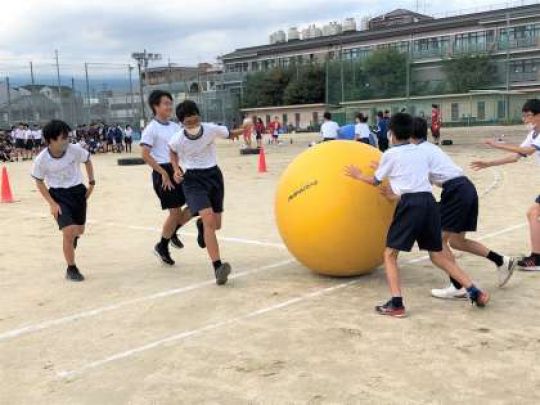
top-left (223, 3), bottom-right (540, 128)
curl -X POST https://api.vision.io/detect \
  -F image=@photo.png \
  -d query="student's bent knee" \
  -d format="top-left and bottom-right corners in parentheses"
top-left (527, 204), bottom-right (540, 220)
top-left (384, 248), bottom-right (399, 261)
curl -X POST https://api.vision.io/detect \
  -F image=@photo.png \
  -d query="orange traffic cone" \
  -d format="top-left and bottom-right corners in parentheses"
top-left (1, 166), bottom-right (15, 203)
top-left (258, 147), bottom-right (267, 173)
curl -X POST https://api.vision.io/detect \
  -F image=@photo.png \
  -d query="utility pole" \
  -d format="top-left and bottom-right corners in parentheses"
top-left (29, 61), bottom-right (36, 122)
top-left (505, 12), bottom-right (511, 123)
top-left (85, 62), bottom-right (91, 123)
top-left (131, 49), bottom-right (162, 124)
top-left (55, 49), bottom-right (64, 120)
top-left (128, 65), bottom-right (135, 126)
top-left (6, 77), bottom-right (12, 126)
top-left (29, 61), bottom-right (35, 84)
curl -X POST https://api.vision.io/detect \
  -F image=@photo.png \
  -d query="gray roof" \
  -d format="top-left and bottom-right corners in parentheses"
top-left (222, 3), bottom-right (540, 61)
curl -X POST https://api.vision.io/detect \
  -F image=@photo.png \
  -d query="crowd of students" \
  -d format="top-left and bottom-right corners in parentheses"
top-left (0, 121), bottom-right (135, 162)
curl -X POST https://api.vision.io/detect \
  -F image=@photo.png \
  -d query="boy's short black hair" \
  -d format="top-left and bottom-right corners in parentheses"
top-left (323, 112), bottom-right (332, 120)
top-left (389, 113), bottom-right (413, 141)
top-left (522, 99), bottom-right (540, 115)
top-left (412, 117), bottom-right (428, 140)
top-left (377, 111), bottom-right (384, 118)
top-left (432, 104), bottom-right (439, 109)
top-left (148, 90), bottom-right (173, 115)
top-left (175, 100), bottom-right (200, 122)
top-left (355, 112), bottom-right (364, 120)
top-left (43, 120), bottom-right (71, 144)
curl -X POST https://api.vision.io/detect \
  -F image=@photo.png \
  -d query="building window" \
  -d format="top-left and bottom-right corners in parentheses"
top-left (451, 103), bottom-right (459, 121)
top-left (266, 115), bottom-right (271, 125)
top-left (295, 113), bottom-right (301, 128)
top-left (497, 101), bottom-right (506, 119)
top-left (477, 101), bottom-right (486, 120)
top-left (283, 114), bottom-right (288, 125)
top-left (312, 112), bottom-right (319, 125)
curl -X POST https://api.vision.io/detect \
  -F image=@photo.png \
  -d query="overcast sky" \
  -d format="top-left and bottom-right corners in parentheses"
top-left (0, 0), bottom-right (527, 73)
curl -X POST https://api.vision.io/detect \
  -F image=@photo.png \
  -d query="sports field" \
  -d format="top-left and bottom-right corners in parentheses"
top-left (1, 126), bottom-right (539, 404)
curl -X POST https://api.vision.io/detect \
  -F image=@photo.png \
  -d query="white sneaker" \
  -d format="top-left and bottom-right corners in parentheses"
top-left (497, 256), bottom-right (517, 287)
top-left (431, 284), bottom-right (468, 299)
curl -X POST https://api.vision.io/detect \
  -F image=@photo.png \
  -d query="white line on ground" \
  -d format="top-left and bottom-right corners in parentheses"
top-left (57, 280), bottom-right (358, 379)
top-left (56, 221), bottom-right (526, 379)
top-left (480, 168), bottom-right (503, 197)
top-left (107, 222), bottom-right (286, 249)
top-left (0, 259), bottom-right (294, 343)
top-left (8, 210), bottom-right (286, 249)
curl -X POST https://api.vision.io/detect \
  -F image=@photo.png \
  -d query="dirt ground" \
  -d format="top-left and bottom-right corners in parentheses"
top-left (1, 126), bottom-right (540, 405)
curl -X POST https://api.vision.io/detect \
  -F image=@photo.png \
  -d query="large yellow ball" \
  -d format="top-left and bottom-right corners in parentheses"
top-left (275, 141), bottom-right (396, 277)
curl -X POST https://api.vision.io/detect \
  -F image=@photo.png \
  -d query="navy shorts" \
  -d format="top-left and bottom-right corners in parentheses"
top-left (15, 139), bottom-right (25, 149)
top-left (440, 176), bottom-right (478, 233)
top-left (182, 166), bottom-right (224, 215)
top-left (49, 184), bottom-right (87, 230)
top-left (387, 192), bottom-right (443, 252)
top-left (152, 163), bottom-right (186, 210)
top-left (535, 195), bottom-right (540, 204)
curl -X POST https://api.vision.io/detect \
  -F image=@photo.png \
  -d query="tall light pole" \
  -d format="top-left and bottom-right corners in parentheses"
top-left (131, 50), bottom-right (162, 124)
top-left (55, 49), bottom-right (64, 121)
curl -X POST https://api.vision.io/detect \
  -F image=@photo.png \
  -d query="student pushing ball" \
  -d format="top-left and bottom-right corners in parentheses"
top-left (275, 141), bottom-right (396, 277)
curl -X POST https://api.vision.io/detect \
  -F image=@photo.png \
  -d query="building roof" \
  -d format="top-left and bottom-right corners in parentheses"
top-left (369, 8), bottom-right (433, 23)
top-left (222, 3), bottom-right (540, 61)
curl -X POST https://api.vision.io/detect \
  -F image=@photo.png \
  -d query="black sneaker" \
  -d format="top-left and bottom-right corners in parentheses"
top-left (517, 255), bottom-right (540, 271)
top-left (154, 243), bottom-right (175, 266)
top-left (170, 233), bottom-right (184, 249)
top-left (73, 236), bottom-right (79, 250)
top-left (196, 218), bottom-right (206, 249)
top-left (66, 266), bottom-right (85, 282)
top-left (215, 262), bottom-right (231, 286)
top-left (375, 300), bottom-right (406, 318)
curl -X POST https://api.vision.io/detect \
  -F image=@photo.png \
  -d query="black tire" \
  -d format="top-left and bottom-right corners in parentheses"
top-left (240, 148), bottom-right (261, 155)
top-left (118, 157), bottom-right (145, 166)
top-left (441, 140), bottom-right (453, 146)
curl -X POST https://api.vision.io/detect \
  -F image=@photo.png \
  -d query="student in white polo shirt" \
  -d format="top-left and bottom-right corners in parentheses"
top-left (320, 112), bottom-right (340, 142)
top-left (31, 120), bottom-right (95, 282)
top-left (169, 100), bottom-right (243, 286)
top-left (32, 124), bottom-right (43, 154)
top-left (355, 113), bottom-right (372, 145)
top-left (345, 113), bottom-right (489, 317)
top-left (410, 117), bottom-right (516, 300)
top-left (14, 123), bottom-right (26, 161)
top-left (471, 99), bottom-right (540, 271)
top-left (141, 90), bottom-right (193, 266)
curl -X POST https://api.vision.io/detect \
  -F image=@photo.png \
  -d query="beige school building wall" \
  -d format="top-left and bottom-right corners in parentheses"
top-left (240, 104), bottom-right (337, 130)
top-left (340, 90), bottom-right (540, 126)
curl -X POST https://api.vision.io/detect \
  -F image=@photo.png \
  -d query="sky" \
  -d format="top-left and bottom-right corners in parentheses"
top-left (0, 0), bottom-right (531, 75)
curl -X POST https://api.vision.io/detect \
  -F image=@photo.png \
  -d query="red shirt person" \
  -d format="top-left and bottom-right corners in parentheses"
top-left (431, 104), bottom-right (442, 145)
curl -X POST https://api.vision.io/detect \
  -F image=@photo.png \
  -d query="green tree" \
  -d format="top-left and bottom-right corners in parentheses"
top-left (283, 64), bottom-right (325, 105)
top-left (443, 54), bottom-right (497, 93)
top-left (363, 48), bottom-right (407, 98)
top-left (242, 68), bottom-right (292, 108)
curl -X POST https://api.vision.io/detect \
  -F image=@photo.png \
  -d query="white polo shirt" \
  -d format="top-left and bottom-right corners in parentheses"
top-left (168, 123), bottom-right (229, 170)
top-left (520, 129), bottom-right (540, 163)
top-left (320, 120), bottom-right (340, 139)
top-left (374, 143), bottom-right (433, 196)
top-left (417, 141), bottom-right (463, 186)
top-left (140, 119), bottom-right (182, 164)
top-left (355, 123), bottom-right (371, 139)
top-left (31, 144), bottom-right (90, 189)
top-left (32, 129), bottom-right (42, 141)
top-left (14, 129), bottom-right (25, 140)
